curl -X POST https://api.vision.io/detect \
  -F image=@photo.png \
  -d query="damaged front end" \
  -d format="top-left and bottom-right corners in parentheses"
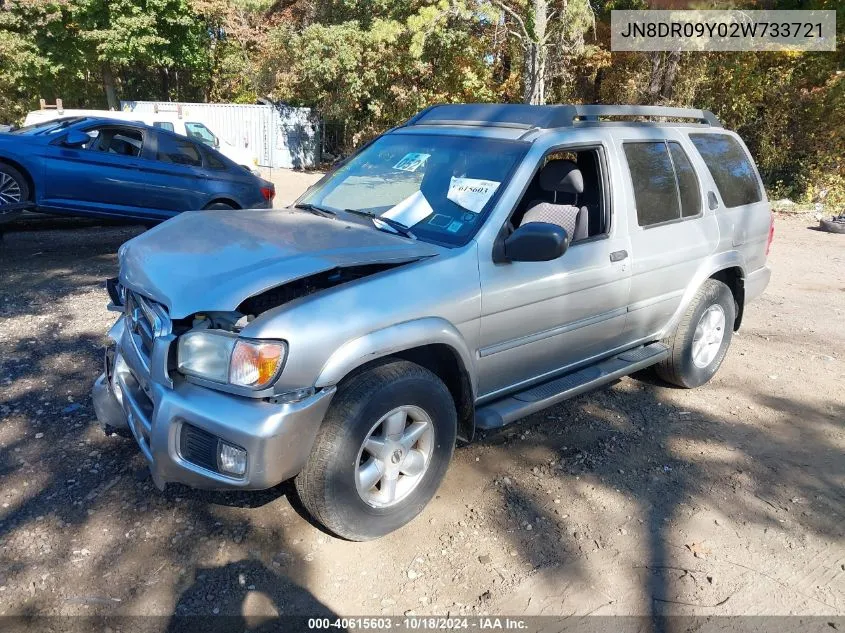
top-left (109, 259), bottom-right (418, 404)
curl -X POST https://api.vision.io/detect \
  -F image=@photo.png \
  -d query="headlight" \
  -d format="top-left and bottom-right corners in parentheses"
top-left (177, 331), bottom-right (287, 389)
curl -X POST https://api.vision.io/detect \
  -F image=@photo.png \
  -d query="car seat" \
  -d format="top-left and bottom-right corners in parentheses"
top-left (520, 160), bottom-right (588, 242)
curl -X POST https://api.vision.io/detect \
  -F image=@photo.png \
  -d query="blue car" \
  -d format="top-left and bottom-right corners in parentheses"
top-left (0, 116), bottom-right (274, 224)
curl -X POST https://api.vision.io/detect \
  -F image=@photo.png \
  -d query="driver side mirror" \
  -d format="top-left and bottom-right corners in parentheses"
top-left (63, 130), bottom-right (90, 148)
top-left (495, 222), bottom-right (569, 263)
top-left (213, 135), bottom-right (220, 148)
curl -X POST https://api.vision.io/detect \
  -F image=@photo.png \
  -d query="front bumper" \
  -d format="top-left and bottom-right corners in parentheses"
top-left (92, 317), bottom-right (335, 490)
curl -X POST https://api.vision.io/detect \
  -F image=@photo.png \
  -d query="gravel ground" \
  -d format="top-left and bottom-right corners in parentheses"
top-left (0, 209), bottom-right (842, 624)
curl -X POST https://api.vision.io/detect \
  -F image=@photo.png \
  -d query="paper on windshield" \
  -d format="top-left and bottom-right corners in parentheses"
top-left (447, 177), bottom-right (500, 213)
top-left (393, 153), bottom-right (431, 172)
top-left (381, 190), bottom-right (434, 227)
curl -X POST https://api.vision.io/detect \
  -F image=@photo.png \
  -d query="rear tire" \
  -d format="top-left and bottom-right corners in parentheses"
top-left (295, 359), bottom-right (457, 541)
top-left (0, 164), bottom-right (30, 205)
top-left (819, 218), bottom-right (845, 234)
top-left (656, 279), bottom-right (736, 388)
top-left (204, 202), bottom-right (236, 210)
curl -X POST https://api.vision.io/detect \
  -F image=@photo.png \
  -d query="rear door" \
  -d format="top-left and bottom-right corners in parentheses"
top-left (131, 131), bottom-right (228, 213)
top-left (40, 123), bottom-right (157, 219)
top-left (618, 130), bottom-right (718, 341)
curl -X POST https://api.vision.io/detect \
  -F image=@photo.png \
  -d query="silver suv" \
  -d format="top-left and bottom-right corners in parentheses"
top-left (92, 104), bottom-right (773, 540)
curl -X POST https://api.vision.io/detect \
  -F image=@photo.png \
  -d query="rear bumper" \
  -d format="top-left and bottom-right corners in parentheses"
top-left (92, 317), bottom-right (335, 491)
top-left (745, 265), bottom-right (771, 303)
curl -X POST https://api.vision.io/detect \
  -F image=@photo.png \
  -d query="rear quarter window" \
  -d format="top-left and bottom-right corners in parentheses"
top-left (689, 133), bottom-right (762, 208)
top-left (202, 148), bottom-right (227, 170)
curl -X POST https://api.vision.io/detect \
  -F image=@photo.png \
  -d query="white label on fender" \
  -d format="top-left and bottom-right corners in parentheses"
top-left (447, 177), bottom-right (500, 213)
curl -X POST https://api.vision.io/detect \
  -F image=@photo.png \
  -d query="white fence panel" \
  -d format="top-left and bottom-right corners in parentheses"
top-left (120, 101), bottom-right (318, 169)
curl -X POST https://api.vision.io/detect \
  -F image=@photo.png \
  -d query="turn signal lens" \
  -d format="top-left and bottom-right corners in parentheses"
top-left (229, 340), bottom-right (287, 388)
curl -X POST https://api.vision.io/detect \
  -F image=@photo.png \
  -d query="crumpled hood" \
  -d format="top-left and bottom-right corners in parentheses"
top-left (119, 208), bottom-right (441, 318)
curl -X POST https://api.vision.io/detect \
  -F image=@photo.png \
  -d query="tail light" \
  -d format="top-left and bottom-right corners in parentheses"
top-left (260, 186), bottom-right (275, 202)
top-left (765, 213), bottom-right (775, 256)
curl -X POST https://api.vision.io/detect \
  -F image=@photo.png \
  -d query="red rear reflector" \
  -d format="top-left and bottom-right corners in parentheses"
top-left (765, 214), bottom-right (775, 256)
top-left (260, 186), bottom-right (275, 201)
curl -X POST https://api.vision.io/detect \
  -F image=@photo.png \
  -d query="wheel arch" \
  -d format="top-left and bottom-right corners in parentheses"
top-left (0, 156), bottom-right (35, 200)
top-left (203, 197), bottom-right (241, 210)
top-left (315, 318), bottom-right (477, 443)
top-left (661, 253), bottom-right (747, 338)
top-left (709, 266), bottom-right (745, 330)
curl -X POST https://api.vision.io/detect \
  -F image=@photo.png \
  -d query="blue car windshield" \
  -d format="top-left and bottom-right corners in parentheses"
top-left (11, 117), bottom-right (88, 136)
top-left (299, 133), bottom-right (528, 246)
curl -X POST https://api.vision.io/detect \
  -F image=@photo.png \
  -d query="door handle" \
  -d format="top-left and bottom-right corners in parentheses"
top-left (610, 250), bottom-right (628, 262)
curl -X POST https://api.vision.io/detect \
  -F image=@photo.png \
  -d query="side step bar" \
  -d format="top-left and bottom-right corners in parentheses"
top-left (475, 342), bottom-right (669, 430)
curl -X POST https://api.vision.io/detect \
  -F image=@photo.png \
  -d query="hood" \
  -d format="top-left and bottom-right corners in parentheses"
top-left (119, 209), bottom-right (441, 319)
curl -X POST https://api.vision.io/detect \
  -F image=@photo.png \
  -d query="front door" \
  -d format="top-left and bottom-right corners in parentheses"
top-left (476, 145), bottom-right (632, 400)
top-left (40, 124), bottom-right (156, 219)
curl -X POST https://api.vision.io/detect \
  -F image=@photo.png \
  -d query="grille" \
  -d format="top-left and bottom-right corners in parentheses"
top-left (125, 291), bottom-right (168, 359)
top-left (179, 424), bottom-right (220, 473)
top-left (126, 292), bottom-right (154, 356)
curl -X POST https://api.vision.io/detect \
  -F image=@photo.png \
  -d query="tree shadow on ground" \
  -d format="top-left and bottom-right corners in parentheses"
top-left (166, 559), bottom-right (339, 630)
top-left (471, 371), bottom-right (843, 619)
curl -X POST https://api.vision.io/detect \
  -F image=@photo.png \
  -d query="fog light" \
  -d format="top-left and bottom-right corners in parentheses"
top-left (218, 441), bottom-right (247, 476)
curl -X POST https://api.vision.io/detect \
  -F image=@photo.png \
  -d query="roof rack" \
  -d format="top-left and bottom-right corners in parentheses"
top-left (403, 104), bottom-right (721, 130)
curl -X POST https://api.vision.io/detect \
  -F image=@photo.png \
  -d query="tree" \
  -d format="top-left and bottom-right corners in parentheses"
top-left (491, 0), bottom-right (594, 104)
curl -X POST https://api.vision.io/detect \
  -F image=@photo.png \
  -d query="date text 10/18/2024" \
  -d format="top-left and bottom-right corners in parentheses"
top-left (307, 617), bottom-right (530, 630)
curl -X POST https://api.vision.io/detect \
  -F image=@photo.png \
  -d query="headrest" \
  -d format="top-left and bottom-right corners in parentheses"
top-left (539, 160), bottom-right (584, 194)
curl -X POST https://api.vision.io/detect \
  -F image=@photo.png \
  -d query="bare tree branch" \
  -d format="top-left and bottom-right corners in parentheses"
top-left (491, 0), bottom-right (531, 42)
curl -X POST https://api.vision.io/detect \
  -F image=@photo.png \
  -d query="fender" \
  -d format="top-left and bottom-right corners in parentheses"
top-left (659, 250), bottom-right (746, 338)
top-left (315, 316), bottom-right (477, 397)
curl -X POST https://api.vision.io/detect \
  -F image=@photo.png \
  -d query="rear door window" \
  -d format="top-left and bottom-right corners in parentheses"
top-left (202, 147), bottom-right (227, 170)
top-left (689, 133), bottom-right (762, 207)
top-left (668, 142), bottom-right (701, 218)
top-left (624, 142), bottom-right (679, 226)
top-left (624, 140), bottom-right (703, 226)
top-left (156, 134), bottom-right (203, 167)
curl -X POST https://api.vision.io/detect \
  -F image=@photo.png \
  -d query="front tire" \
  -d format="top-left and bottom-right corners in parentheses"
top-left (0, 164), bottom-right (30, 205)
top-left (656, 279), bottom-right (736, 388)
top-left (295, 359), bottom-right (457, 541)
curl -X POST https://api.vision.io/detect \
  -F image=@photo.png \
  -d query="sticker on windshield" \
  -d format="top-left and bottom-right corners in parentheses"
top-left (447, 221), bottom-right (463, 233)
top-left (393, 153), bottom-right (431, 172)
top-left (428, 214), bottom-right (452, 228)
top-left (447, 177), bottom-right (500, 213)
top-left (382, 191), bottom-right (434, 227)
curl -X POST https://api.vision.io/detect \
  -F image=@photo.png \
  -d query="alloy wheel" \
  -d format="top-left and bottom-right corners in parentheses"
top-left (355, 405), bottom-right (435, 508)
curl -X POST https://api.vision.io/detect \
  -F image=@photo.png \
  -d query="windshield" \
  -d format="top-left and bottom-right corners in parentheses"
top-left (299, 133), bottom-right (528, 246)
top-left (12, 117), bottom-right (87, 135)
top-left (185, 122), bottom-right (217, 146)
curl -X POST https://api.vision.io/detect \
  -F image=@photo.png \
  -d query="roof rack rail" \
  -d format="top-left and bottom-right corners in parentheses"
top-left (402, 103), bottom-right (721, 130)
top-left (563, 104), bottom-right (721, 128)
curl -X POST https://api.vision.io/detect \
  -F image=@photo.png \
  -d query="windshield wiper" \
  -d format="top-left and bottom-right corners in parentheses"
top-left (294, 202), bottom-right (336, 218)
top-left (342, 208), bottom-right (416, 239)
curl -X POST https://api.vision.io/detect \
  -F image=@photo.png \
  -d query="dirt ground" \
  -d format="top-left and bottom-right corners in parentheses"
top-left (0, 196), bottom-right (842, 624)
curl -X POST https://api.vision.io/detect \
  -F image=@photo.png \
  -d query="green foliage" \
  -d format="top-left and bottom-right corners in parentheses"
top-left (0, 0), bottom-right (841, 203)
top-left (266, 1), bottom-right (499, 144)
